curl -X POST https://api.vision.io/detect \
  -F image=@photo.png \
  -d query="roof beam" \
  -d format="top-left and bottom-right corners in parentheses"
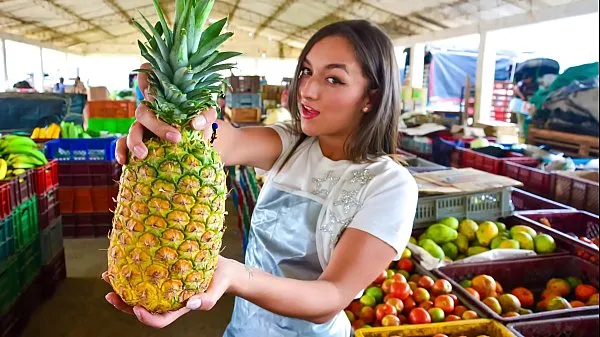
top-left (393, 0), bottom-right (597, 46)
top-left (102, 0), bottom-right (134, 26)
top-left (253, 0), bottom-right (297, 37)
top-left (33, 0), bottom-right (116, 38)
top-left (228, 0), bottom-right (242, 23)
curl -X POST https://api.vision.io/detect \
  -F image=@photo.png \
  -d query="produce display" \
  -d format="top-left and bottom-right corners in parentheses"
top-left (539, 216), bottom-right (600, 249)
top-left (0, 135), bottom-right (48, 179)
top-left (459, 274), bottom-right (599, 316)
top-left (30, 123), bottom-right (61, 139)
top-left (106, 0), bottom-right (240, 313)
top-left (31, 121), bottom-right (96, 139)
top-left (345, 255), bottom-right (481, 330)
top-left (412, 217), bottom-right (557, 261)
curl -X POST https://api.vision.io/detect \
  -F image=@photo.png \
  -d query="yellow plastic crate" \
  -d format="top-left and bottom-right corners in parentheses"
top-left (354, 319), bottom-right (516, 337)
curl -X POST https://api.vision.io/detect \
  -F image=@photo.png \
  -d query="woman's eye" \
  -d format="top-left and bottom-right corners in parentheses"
top-left (327, 77), bottom-right (342, 85)
top-left (299, 68), bottom-right (311, 76)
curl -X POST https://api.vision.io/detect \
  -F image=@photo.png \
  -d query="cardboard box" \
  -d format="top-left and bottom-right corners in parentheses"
top-left (231, 107), bottom-right (261, 123)
top-left (229, 76), bottom-right (261, 93)
top-left (475, 120), bottom-right (519, 144)
top-left (87, 86), bottom-right (110, 101)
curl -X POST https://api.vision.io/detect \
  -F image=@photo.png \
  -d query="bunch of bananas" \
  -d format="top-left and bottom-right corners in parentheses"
top-left (59, 121), bottom-right (92, 139)
top-left (31, 123), bottom-right (61, 139)
top-left (0, 135), bottom-right (48, 180)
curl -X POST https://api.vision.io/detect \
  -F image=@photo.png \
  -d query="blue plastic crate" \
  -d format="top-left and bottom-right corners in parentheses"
top-left (432, 137), bottom-right (465, 167)
top-left (226, 92), bottom-right (262, 108)
top-left (44, 137), bottom-right (118, 161)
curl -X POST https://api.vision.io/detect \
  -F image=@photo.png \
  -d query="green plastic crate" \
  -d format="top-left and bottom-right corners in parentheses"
top-left (12, 197), bottom-right (39, 250)
top-left (0, 256), bottom-right (20, 314)
top-left (87, 118), bottom-right (135, 134)
top-left (17, 236), bottom-right (41, 288)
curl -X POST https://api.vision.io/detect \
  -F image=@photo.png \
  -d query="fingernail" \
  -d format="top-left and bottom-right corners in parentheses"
top-left (192, 115), bottom-right (206, 129)
top-left (133, 145), bottom-right (147, 159)
top-left (186, 298), bottom-right (202, 310)
top-left (165, 131), bottom-right (181, 143)
top-left (133, 307), bottom-right (142, 319)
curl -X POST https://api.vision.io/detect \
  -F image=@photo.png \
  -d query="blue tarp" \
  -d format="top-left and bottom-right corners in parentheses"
top-left (429, 49), bottom-right (513, 101)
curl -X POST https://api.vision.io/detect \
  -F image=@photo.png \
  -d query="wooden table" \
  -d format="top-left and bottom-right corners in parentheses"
top-left (527, 127), bottom-right (599, 157)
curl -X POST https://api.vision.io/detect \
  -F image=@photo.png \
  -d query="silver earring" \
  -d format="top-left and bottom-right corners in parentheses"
top-left (363, 106), bottom-right (369, 112)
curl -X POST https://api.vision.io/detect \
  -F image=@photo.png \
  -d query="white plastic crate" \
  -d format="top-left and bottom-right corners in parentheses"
top-left (414, 187), bottom-right (513, 228)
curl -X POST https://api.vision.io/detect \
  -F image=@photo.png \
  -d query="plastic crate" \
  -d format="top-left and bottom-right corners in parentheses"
top-left (432, 137), bottom-right (465, 167)
top-left (37, 187), bottom-right (60, 231)
top-left (41, 248), bottom-right (66, 298)
top-left (87, 100), bottom-right (136, 118)
top-left (400, 135), bottom-right (433, 155)
top-left (504, 161), bottom-right (552, 197)
top-left (62, 212), bottom-right (112, 237)
top-left (0, 183), bottom-right (10, 220)
top-left (58, 186), bottom-right (118, 214)
top-left (17, 236), bottom-right (41, 288)
top-left (0, 216), bottom-right (15, 265)
top-left (32, 160), bottom-right (59, 196)
top-left (0, 169), bottom-right (34, 210)
top-left (552, 171), bottom-right (599, 215)
top-left (40, 217), bottom-right (63, 265)
top-left (510, 210), bottom-right (599, 264)
top-left (414, 187), bottom-right (512, 228)
top-left (3, 272), bottom-right (42, 337)
top-left (0, 256), bottom-right (19, 315)
top-left (355, 319), bottom-right (516, 337)
top-left (12, 197), bottom-right (38, 251)
top-left (511, 188), bottom-right (575, 211)
top-left (507, 315), bottom-right (599, 337)
top-left (435, 255), bottom-right (599, 324)
top-left (44, 137), bottom-right (118, 161)
top-left (226, 92), bottom-right (262, 108)
top-left (87, 117), bottom-right (136, 134)
top-left (57, 161), bottom-right (121, 186)
top-left (458, 147), bottom-right (539, 176)
top-left (395, 148), bottom-right (417, 159)
top-left (406, 157), bottom-right (450, 174)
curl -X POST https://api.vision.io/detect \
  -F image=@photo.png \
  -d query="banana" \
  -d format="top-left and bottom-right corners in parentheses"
top-left (10, 162), bottom-right (36, 169)
top-left (38, 127), bottom-right (47, 139)
top-left (51, 123), bottom-right (61, 138)
top-left (0, 159), bottom-right (7, 180)
top-left (0, 136), bottom-right (37, 150)
top-left (31, 127), bottom-right (40, 139)
top-left (12, 168), bottom-right (25, 176)
top-left (7, 153), bottom-right (44, 166)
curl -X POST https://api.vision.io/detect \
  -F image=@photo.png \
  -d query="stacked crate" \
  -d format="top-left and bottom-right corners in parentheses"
top-left (44, 138), bottom-right (120, 238)
top-left (227, 76), bottom-right (262, 123)
top-left (86, 100), bottom-right (136, 134)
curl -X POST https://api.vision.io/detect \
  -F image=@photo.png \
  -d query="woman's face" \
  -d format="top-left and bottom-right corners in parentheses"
top-left (297, 36), bottom-right (371, 138)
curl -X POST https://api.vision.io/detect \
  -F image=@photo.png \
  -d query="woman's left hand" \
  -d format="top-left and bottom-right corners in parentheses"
top-left (103, 256), bottom-right (236, 328)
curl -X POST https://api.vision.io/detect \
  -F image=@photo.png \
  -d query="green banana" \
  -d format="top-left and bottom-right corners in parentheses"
top-left (10, 162), bottom-right (36, 169)
top-left (8, 153), bottom-right (44, 166)
top-left (12, 168), bottom-right (25, 176)
top-left (0, 136), bottom-right (37, 151)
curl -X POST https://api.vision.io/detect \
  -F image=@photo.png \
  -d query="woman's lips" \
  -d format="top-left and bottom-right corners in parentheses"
top-left (301, 104), bottom-right (320, 119)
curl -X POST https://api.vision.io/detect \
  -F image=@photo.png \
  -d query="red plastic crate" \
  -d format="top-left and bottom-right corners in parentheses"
top-left (435, 255), bottom-right (599, 324)
top-left (507, 315), bottom-right (599, 337)
top-left (552, 171), bottom-right (599, 215)
top-left (87, 100), bottom-right (135, 118)
top-left (511, 188), bottom-right (574, 211)
top-left (33, 160), bottom-right (59, 196)
top-left (511, 210), bottom-right (599, 264)
top-left (41, 248), bottom-right (66, 299)
top-left (0, 169), bottom-right (34, 210)
top-left (62, 213), bottom-right (112, 237)
top-left (0, 183), bottom-right (10, 220)
top-left (458, 148), bottom-right (539, 176)
top-left (57, 161), bottom-right (121, 186)
top-left (505, 161), bottom-right (553, 197)
top-left (37, 187), bottom-right (60, 231)
top-left (58, 185), bottom-right (118, 214)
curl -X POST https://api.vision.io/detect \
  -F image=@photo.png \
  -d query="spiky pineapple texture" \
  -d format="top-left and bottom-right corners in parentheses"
top-left (107, 0), bottom-right (238, 313)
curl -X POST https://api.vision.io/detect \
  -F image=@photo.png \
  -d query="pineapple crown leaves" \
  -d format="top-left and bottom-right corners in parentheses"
top-left (132, 0), bottom-right (242, 125)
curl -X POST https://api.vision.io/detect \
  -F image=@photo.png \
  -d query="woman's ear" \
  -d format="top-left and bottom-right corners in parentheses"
top-left (362, 89), bottom-right (379, 113)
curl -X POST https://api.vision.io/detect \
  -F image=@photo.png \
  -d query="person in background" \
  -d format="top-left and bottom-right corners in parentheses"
top-left (514, 74), bottom-right (539, 102)
top-left (54, 77), bottom-right (65, 93)
top-left (73, 76), bottom-right (87, 94)
top-left (263, 86), bottom-right (292, 125)
top-left (217, 94), bottom-right (231, 121)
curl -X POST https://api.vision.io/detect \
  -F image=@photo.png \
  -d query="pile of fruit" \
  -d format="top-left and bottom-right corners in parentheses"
top-left (459, 274), bottom-right (599, 317)
top-left (30, 123), bottom-right (62, 139)
top-left (540, 216), bottom-right (599, 250)
top-left (30, 122), bottom-right (96, 139)
top-left (411, 217), bottom-right (557, 261)
top-left (0, 135), bottom-right (48, 179)
top-left (345, 253), bottom-right (481, 330)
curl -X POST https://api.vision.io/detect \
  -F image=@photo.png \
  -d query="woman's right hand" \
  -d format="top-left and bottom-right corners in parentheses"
top-left (115, 63), bottom-right (218, 165)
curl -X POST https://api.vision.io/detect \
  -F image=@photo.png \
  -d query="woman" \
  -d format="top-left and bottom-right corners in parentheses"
top-left (105, 20), bottom-right (418, 336)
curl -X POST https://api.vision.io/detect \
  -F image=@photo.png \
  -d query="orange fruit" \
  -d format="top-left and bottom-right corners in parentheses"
top-left (496, 281), bottom-right (504, 295)
top-left (502, 311), bottom-right (520, 318)
top-left (546, 278), bottom-right (571, 297)
top-left (575, 284), bottom-right (598, 302)
top-left (461, 310), bottom-right (478, 320)
top-left (471, 275), bottom-right (497, 299)
top-left (465, 287), bottom-right (480, 300)
top-left (453, 305), bottom-right (468, 317)
top-left (541, 289), bottom-right (560, 300)
top-left (511, 287), bottom-right (535, 308)
top-left (570, 300), bottom-right (586, 308)
top-left (537, 299), bottom-right (550, 311)
top-left (444, 315), bottom-right (461, 322)
top-left (587, 293), bottom-right (599, 306)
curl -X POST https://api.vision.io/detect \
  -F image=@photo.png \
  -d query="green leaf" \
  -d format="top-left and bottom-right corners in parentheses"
top-left (186, 3), bottom-right (196, 55)
top-left (191, 51), bottom-right (218, 72)
top-left (146, 44), bottom-right (174, 78)
top-left (208, 51), bottom-right (242, 68)
top-left (152, 0), bottom-right (172, 46)
top-left (137, 41), bottom-right (160, 71)
top-left (132, 18), bottom-right (153, 44)
top-left (192, 62), bottom-right (235, 80)
top-left (171, 1), bottom-right (193, 69)
top-left (173, 66), bottom-right (192, 87)
top-left (191, 0), bottom-right (215, 54)
top-left (189, 32), bottom-right (233, 65)
top-left (173, 0), bottom-right (185, 34)
top-left (199, 17), bottom-right (227, 49)
top-left (140, 13), bottom-right (169, 62)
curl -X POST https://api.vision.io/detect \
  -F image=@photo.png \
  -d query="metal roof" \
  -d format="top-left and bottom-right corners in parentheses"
top-left (0, 0), bottom-right (588, 58)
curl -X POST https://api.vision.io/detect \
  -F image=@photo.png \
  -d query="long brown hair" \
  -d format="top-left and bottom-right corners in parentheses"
top-left (280, 20), bottom-right (401, 169)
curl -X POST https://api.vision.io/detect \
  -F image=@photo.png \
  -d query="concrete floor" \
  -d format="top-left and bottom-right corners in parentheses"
top-left (19, 201), bottom-right (244, 337)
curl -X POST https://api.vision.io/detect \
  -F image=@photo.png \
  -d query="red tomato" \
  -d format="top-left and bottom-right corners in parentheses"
top-left (349, 300), bottom-right (362, 317)
top-left (390, 281), bottom-right (411, 300)
top-left (418, 275), bottom-right (435, 290)
top-left (444, 315), bottom-right (461, 322)
top-left (382, 279), bottom-right (394, 294)
top-left (375, 303), bottom-right (397, 321)
top-left (392, 273), bottom-right (407, 283)
top-left (359, 306), bottom-right (375, 324)
top-left (408, 307), bottom-right (432, 324)
top-left (396, 258), bottom-right (414, 272)
top-left (432, 279), bottom-right (453, 296)
top-left (351, 319), bottom-right (365, 330)
top-left (385, 297), bottom-right (404, 313)
top-left (434, 295), bottom-right (455, 314)
top-left (398, 314), bottom-right (408, 325)
top-left (381, 314), bottom-right (401, 327)
top-left (402, 297), bottom-right (417, 315)
top-left (448, 293), bottom-right (460, 305)
top-left (419, 300), bottom-right (434, 310)
top-left (373, 270), bottom-right (387, 284)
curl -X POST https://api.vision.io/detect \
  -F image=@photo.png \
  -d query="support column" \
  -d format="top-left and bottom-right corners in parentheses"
top-left (34, 46), bottom-right (44, 92)
top-left (408, 43), bottom-right (425, 89)
top-left (474, 31), bottom-right (496, 123)
top-left (1, 38), bottom-right (8, 91)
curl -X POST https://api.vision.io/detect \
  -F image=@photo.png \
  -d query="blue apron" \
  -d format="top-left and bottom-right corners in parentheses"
top-left (223, 181), bottom-right (351, 337)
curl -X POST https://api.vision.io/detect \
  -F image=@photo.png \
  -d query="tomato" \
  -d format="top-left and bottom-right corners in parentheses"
top-left (428, 307), bottom-right (445, 323)
top-left (382, 279), bottom-right (394, 294)
top-left (359, 306), bottom-right (375, 324)
top-left (392, 273), bottom-right (407, 283)
top-left (351, 319), bottom-right (365, 330)
top-left (413, 287), bottom-right (431, 303)
top-left (453, 305), bottom-right (468, 317)
top-left (434, 294), bottom-right (455, 314)
top-left (396, 258), bottom-right (414, 272)
top-left (373, 270), bottom-right (387, 284)
top-left (381, 314), bottom-right (401, 327)
top-left (444, 315), bottom-right (461, 321)
top-left (408, 307), bottom-right (431, 324)
top-left (418, 275), bottom-right (435, 290)
top-left (349, 300), bottom-right (363, 317)
top-left (390, 281), bottom-right (411, 300)
top-left (465, 287), bottom-right (480, 300)
top-left (385, 297), bottom-right (404, 313)
top-left (375, 303), bottom-right (397, 321)
top-left (462, 310), bottom-right (478, 320)
top-left (344, 310), bottom-right (355, 323)
top-left (432, 334), bottom-right (449, 337)
top-left (397, 314), bottom-right (408, 325)
top-left (418, 300), bottom-right (434, 310)
top-left (432, 279), bottom-right (453, 296)
top-left (402, 297), bottom-right (417, 314)
top-left (448, 293), bottom-right (460, 305)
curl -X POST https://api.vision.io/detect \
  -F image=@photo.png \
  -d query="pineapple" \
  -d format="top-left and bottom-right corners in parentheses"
top-left (107, 0), bottom-right (240, 313)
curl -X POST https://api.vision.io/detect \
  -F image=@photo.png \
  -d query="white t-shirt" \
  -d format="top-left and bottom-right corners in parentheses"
top-left (261, 122), bottom-right (418, 268)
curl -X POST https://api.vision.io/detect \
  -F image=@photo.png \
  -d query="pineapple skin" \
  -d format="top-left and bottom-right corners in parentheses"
top-left (108, 130), bottom-right (227, 313)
